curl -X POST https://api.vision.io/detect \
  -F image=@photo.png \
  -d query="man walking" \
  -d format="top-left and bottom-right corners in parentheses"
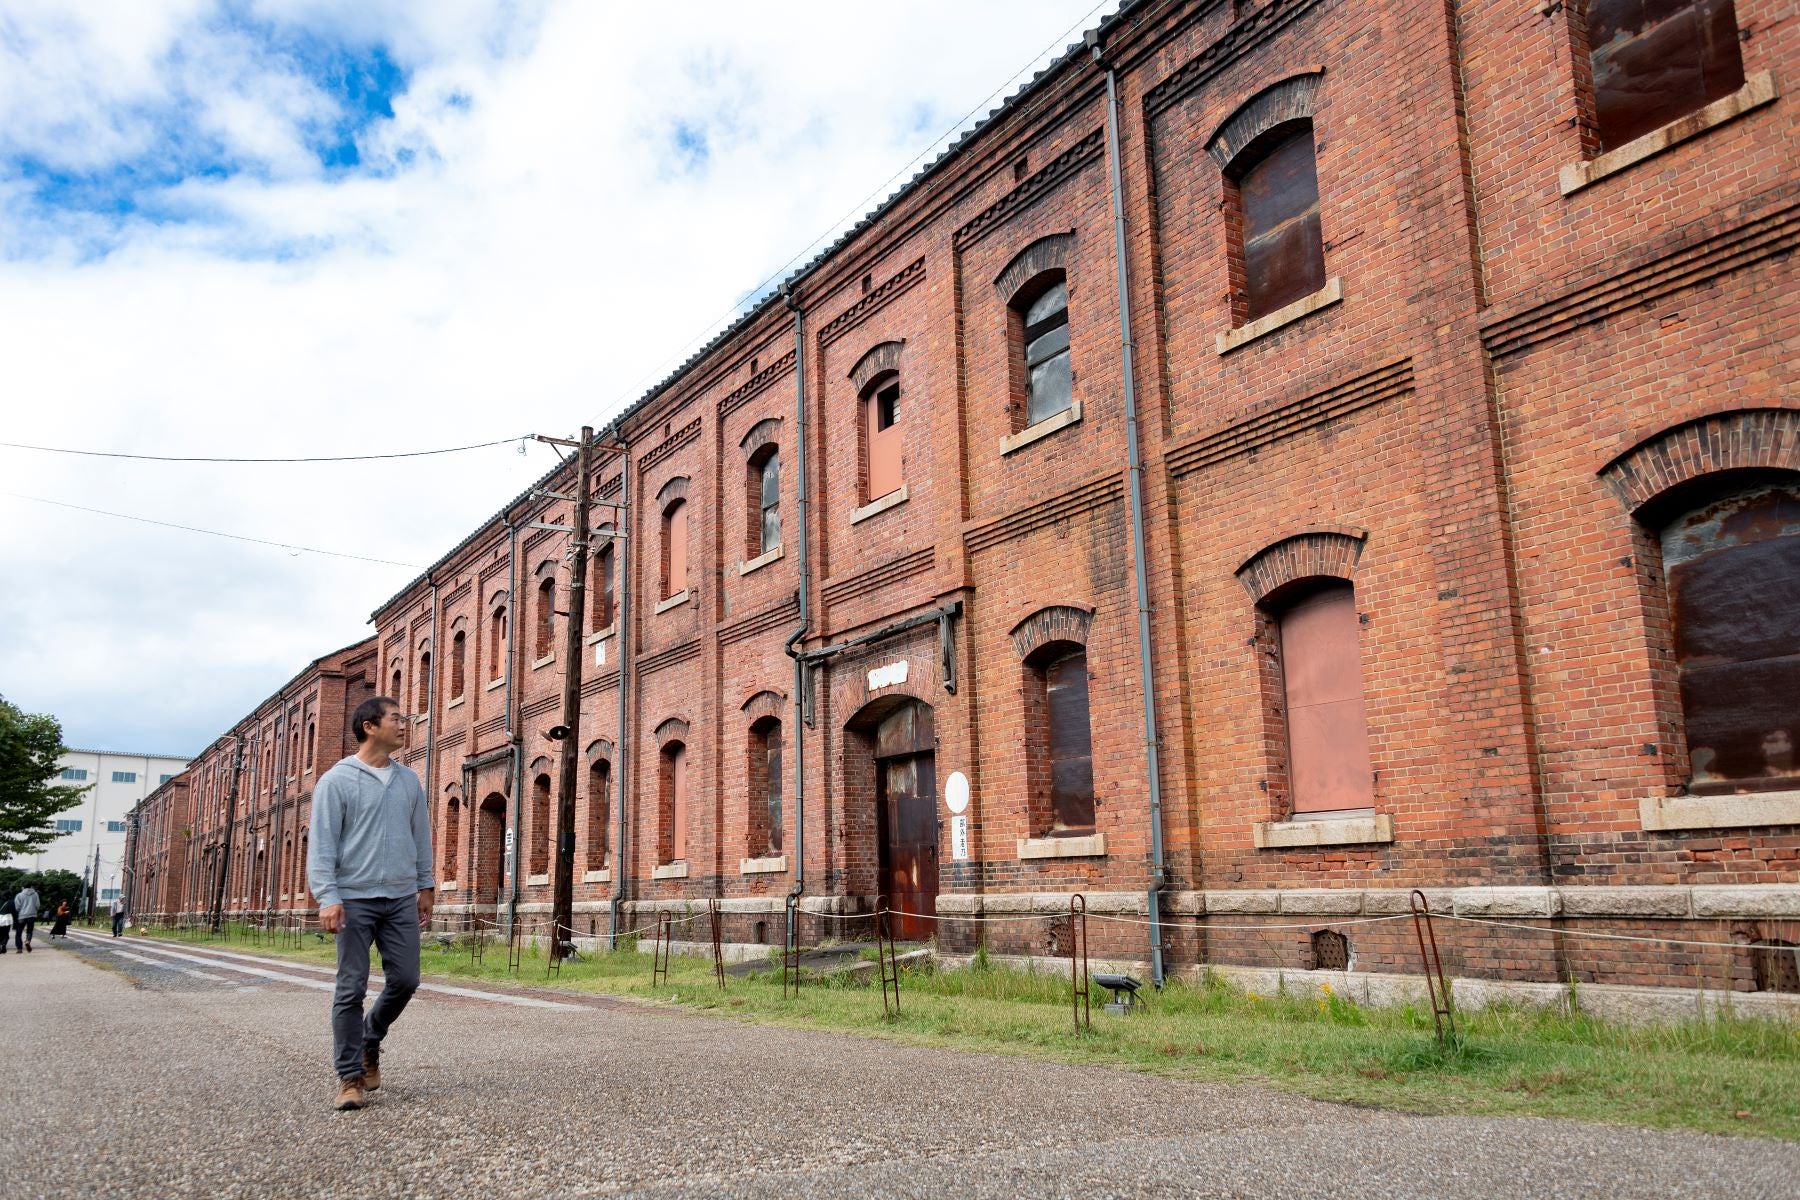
top-left (13, 883), bottom-right (40, 953)
top-left (307, 696), bottom-right (434, 1112)
top-left (110, 895), bottom-right (128, 937)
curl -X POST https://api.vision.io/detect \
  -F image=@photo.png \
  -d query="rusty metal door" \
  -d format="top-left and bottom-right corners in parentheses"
top-left (874, 701), bottom-right (938, 940)
top-left (478, 795), bottom-right (506, 907)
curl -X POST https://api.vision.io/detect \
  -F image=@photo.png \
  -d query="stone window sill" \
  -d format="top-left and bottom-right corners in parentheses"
top-left (526, 873), bottom-right (550, 886)
top-left (1018, 833), bottom-right (1106, 860)
top-left (440, 881), bottom-right (458, 892)
top-left (1216, 277), bottom-right (1342, 355)
top-left (1560, 71), bottom-right (1779, 196)
top-left (1639, 788), bottom-right (1800, 832)
top-left (741, 855), bottom-right (788, 874)
top-left (1253, 811), bottom-right (1393, 849)
top-left (654, 590), bottom-right (689, 615)
top-left (739, 543), bottom-right (784, 576)
top-left (532, 652), bottom-right (555, 669)
top-left (585, 626), bottom-right (615, 646)
top-left (652, 861), bottom-right (689, 880)
top-left (582, 868), bottom-right (611, 883)
top-left (485, 677), bottom-right (505, 693)
top-left (445, 696), bottom-right (465, 711)
top-left (1000, 400), bottom-right (1083, 456)
top-left (851, 485), bottom-right (909, 525)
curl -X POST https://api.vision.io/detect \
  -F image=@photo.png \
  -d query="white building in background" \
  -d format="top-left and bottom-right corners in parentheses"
top-left (5, 748), bottom-right (190, 904)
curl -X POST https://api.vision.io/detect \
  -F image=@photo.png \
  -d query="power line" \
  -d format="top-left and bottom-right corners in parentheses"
top-left (0, 435), bottom-right (530, 464)
top-left (0, 491), bottom-right (425, 569)
top-left (588, 0), bottom-right (1119, 427)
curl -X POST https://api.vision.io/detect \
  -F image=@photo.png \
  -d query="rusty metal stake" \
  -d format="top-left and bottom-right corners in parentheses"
top-left (1410, 889), bottom-right (1456, 1044)
top-left (708, 899), bottom-right (726, 989)
top-left (782, 892), bottom-right (802, 998)
top-left (877, 899), bottom-right (901, 1019)
top-left (652, 911), bottom-right (673, 987)
top-left (507, 920), bottom-right (524, 975)
top-left (1071, 894), bottom-right (1091, 1034)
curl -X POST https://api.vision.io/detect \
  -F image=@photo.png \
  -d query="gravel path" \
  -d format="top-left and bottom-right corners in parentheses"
top-left (3, 937), bottom-right (1795, 1199)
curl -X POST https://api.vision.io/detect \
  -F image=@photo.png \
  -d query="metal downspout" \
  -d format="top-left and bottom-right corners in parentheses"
top-left (609, 436), bottom-right (633, 948)
top-left (424, 576), bottom-right (439, 928)
top-left (1092, 35), bottom-right (1169, 988)
top-left (782, 284), bottom-right (811, 946)
top-left (504, 519), bottom-right (523, 936)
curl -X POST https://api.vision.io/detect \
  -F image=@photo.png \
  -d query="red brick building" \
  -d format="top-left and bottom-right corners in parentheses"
top-left (131, 0), bottom-right (1798, 1005)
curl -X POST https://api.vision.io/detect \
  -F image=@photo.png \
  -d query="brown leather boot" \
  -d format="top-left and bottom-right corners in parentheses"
top-left (361, 1045), bottom-right (381, 1091)
top-left (333, 1076), bottom-right (367, 1111)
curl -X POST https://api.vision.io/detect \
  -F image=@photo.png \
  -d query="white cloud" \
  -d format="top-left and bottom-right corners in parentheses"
top-left (0, 0), bottom-right (1118, 752)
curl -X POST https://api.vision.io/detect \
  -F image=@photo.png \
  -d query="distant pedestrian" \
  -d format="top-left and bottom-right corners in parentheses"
top-left (0, 893), bottom-right (14, 954)
top-left (12, 885), bottom-right (40, 952)
top-left (110, 896), bottom-right (127, 937)
top-left (50, 901), bottom-right (71, 939)
top-left (308, 695), bottom-right (434, 1113)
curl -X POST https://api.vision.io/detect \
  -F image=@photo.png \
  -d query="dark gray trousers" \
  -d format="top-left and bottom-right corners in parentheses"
top-left (332, 895), bottom-right (421, 1080)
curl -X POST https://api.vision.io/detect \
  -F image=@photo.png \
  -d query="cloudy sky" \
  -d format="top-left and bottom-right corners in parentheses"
top-left (0, 0), bottom-right (1119, 756)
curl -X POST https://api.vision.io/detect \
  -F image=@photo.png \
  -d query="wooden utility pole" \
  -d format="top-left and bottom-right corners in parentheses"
top-left (542, 426), bottom-right (593, 961)
top-left (209, 739), bottom-right (244, 933)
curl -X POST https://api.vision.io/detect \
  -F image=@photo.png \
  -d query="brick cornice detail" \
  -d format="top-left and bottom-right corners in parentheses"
top-left (955, 131), bottom-right (1102, 252)
top-left (1482, 190), bottom-right (1800, 359)
top-left (1599, 408), bottom-right (1800, 514)
top-left (718, 596), bottom-right (799, 647)
top-left (820, 548), bottom-right (934, 609)
top-left (641, 417), bottom-right (704, 475)
top-left (717, 350), bottom-right (796, 421)
top-left (1009, 605), bottom-right (1094, 660)
top-left (1146, 0), bottom-right (1325, 118)
top-left (965, 474), bottom-right (1122, 555)
top-left (1205, 70), bottom-right (1324, 170)
top-left (638, 638), bottom-right (701, 678)
top-left (818, 258), bottom-right (926, 349)
top-left (1167, 358), bottom-right (1412, 478)
top-left (1236, 530), bottom-right (1367, 602)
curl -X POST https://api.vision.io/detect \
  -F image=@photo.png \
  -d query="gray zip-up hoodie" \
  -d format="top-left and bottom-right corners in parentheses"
top-left (306, 755), bottom-right (434, 909)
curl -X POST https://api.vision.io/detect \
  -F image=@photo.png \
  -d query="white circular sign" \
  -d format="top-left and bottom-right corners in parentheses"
top-left (944, 771), bottom-right (970, 815)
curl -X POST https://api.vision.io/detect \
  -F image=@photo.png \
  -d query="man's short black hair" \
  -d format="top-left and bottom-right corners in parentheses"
top-left (352, 696), bottom-right (399, 744)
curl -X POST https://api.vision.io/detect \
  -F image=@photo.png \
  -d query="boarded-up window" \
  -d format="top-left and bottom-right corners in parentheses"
top-left (1020, 278), bottom-right (1072, 426)
top-left (530, 773), bottom-right (551, 876)
top-left (750, 718), bottom-right (784, 857)
top-left (1586, 0), bottom-right (1744, 152)
top-left (1660, 480), bottom-right (1800, 796)
top-left (1276, 581), bottom-right (1374, 813)
top-left (587, 760), bottom-right (610, 870)
top-left (490, 605), bottom-right (507, 679)
top-left (450, 631), bottom-right (466, 699)
top-left (1042, 647), bottom-right (1096, 834)
top-left (442, 798), bottom-right (460, 882)
top-left (306, 721), bottom-right (316, 768)
top-left (865, 374), bottom-right (903, 501)
top-left (660, 742), bottom-right (688, 862)
top-left (418, 650), bottom-right (430, 712)
top-left (536, 577), bottom-right (556, 658)
top-left (391, 666), bottom-right (403, 704)
top-left (1234, 124), bottom-right (1326, 321)
top-left (759, 450), bottom-right (781, 554)
top-left (662, 499), bottom-right (688, 598)
top-left (595, 543), bottom-right (616, 631)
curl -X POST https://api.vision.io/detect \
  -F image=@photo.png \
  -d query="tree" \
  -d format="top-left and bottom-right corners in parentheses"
top-left (0, 695), bottom-right (89, 858)
top-left (0, 867), bottom-right (85, 914)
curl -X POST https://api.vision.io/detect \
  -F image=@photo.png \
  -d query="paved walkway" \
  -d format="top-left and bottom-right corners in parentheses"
top-left (3, 936), bottom-right (1795, 1199)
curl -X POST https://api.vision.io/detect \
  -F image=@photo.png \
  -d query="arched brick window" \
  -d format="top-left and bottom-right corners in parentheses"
top-left (305, 721), bottom-right (316, 769)
top-left (489, 602), bottom-right (508, 680)
top-left (997, 234), bottom-right (1076, 432)
top-left (529, 769), bottom-right (551, 877)
top-left (1025, 643), bottom-right (1095, 836)
top-left (587, 758), bottom-right (610, 870)
top-left (417, 649), bottom-right (430, 713)
top-left (659, 741), bottom-right (688, 863)
top-left (1653, 476), bottom-right (1800, 795)
top-left (1208, 74), bottom-right (1327, 323)
top-left (390, 665), bottom-right (403, 705)
top-left (861, 373), bottom-right (903, 503)
top-left (442, 796), bottom-right (461, 882)
top-left (594, 542), bottom-right (616, 631)
top-left (749, 447), bottom-right (781, 557)
top-left (535, 575), bottom-right (556, 659)
top-left (748, 717), bottom-right (783, 856)
top-left (450, 630), bottom-right (466, 700)
top-left (1268, 580), bottom-right (1374, 814)
top-left (661, 499), bottom-right (688, 599)
top-left (1581, 0), bottom-right (1744, 152)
